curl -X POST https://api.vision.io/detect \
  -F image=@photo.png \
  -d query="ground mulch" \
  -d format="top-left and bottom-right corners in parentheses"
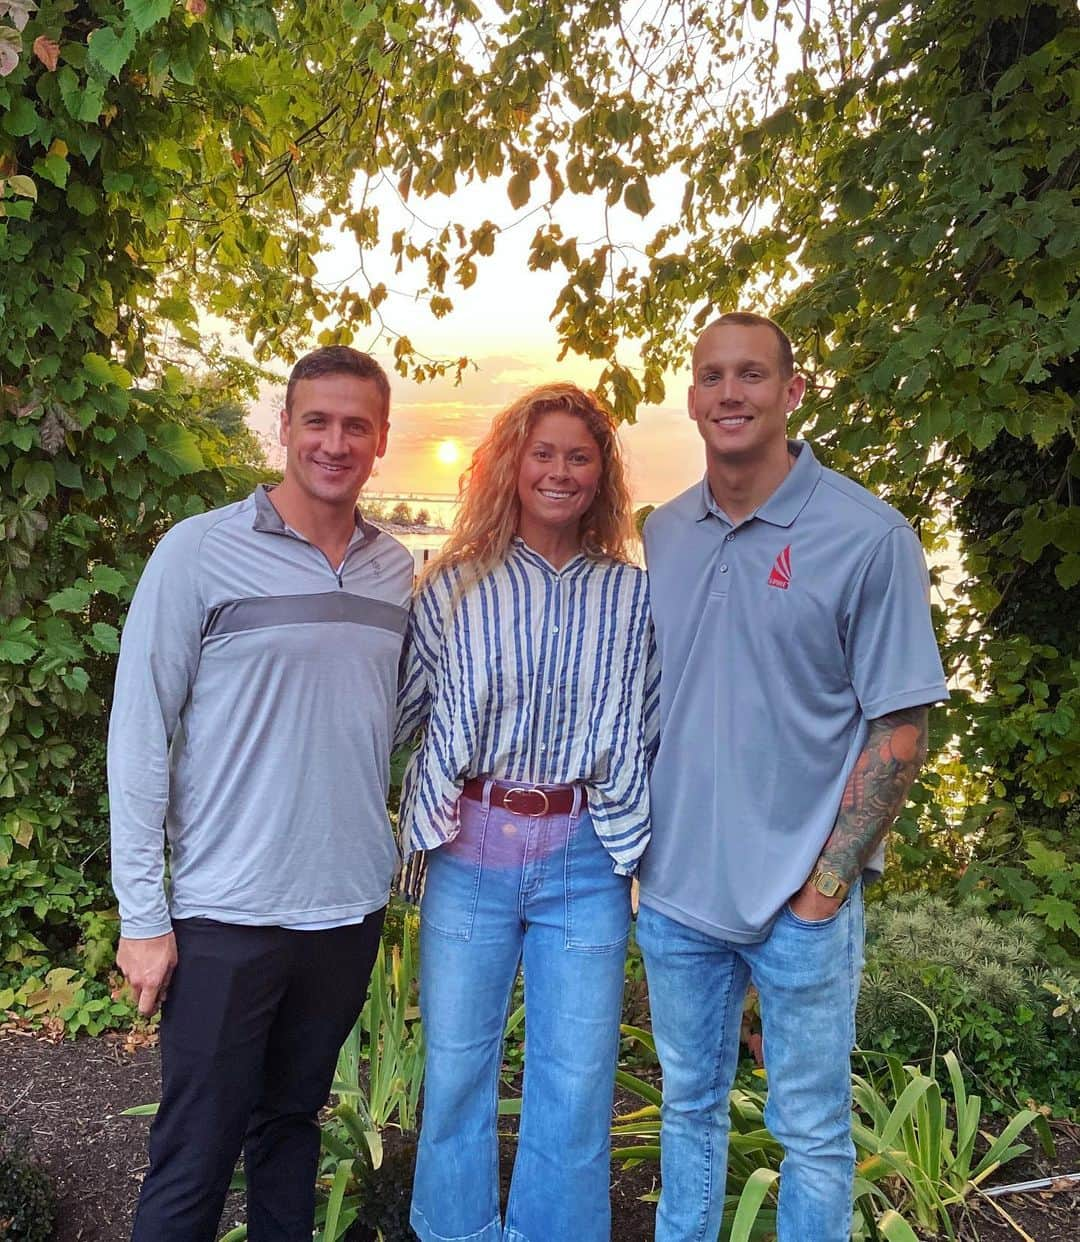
top-left (0, 1029), bottom-right (1076, 1240)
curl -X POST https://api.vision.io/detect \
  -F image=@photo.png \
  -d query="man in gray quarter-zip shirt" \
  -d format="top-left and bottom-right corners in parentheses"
top-left (108, 347), bottom-right (413, 1242)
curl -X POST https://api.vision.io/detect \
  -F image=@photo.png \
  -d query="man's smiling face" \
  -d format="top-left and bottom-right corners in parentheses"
top-left (688, 322), bottom-right (804, 467)
top-left (278, 373), bottom-right (388, 513)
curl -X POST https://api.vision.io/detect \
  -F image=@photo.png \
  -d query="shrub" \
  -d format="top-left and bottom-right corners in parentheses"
top-left (858, 893), bottom-right (1080, 1112)
top-left (0, 1127), bottom-right (56, 1242)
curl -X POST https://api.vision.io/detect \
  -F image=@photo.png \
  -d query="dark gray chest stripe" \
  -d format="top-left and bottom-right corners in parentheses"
top-left (203, 592), bottom-right (408, 639)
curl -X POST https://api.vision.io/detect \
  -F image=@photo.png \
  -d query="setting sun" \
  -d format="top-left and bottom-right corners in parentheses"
top-left (435, 438), bottom-right (463, 467)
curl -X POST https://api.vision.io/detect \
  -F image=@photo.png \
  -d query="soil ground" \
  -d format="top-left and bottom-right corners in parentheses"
top-left (0, 1030), bottom-right (1076, 1240)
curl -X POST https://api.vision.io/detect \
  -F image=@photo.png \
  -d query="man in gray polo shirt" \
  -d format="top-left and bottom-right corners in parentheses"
top-left (108, 346), bottom-right (413, 1241)
top-left (637, 312), bottom-right (948, 1242)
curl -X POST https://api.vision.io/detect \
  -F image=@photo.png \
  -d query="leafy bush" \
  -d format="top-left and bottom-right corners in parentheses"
top-left (0, 1126), bottom-right (56, 1242)
top-left (959, 804), bottom-right (1080, 971)
top-left (858, 893), bottom-right (1080, 1112)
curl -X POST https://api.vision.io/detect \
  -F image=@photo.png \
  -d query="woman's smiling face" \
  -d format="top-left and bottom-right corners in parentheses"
top-left (516, 411), bottom-right (603, 550)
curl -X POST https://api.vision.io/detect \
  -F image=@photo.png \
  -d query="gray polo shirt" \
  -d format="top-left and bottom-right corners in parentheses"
top-left (108, 485), bottom-right (413, 938)
top-left (639, 441), bottom-right (948, 943)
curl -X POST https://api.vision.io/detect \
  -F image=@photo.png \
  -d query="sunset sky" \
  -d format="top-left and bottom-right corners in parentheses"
top-left (244, 172), bottom-right (714, 506)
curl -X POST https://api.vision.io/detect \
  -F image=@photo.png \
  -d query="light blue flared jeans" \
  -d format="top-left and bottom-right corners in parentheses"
top-left (410, 784), bottom-right (630, 1242)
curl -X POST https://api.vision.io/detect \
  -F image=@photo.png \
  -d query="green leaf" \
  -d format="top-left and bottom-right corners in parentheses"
top-left (82, 352), bottom-right (115, 386)
top-left (1055, 554), bottom-right (1080, 589)
top-left (0, 626), bottom-right (37, 664)
top-left (88, 622), bottom-right (120, 654)
top-left (62, 666), bottom-right (91, 693)
top-left (88, 23), bottom-right (138, 79)
top-left (53, 459), bottom-right (83, 488)
top-left (57, 66), bottom-right (82, 117)
top-left (89, 564), bottom-right (127, 595)
top-left (728, 1166), bottom-right (780, 1242)
top-left (124, 0), bottom-right (172, 35)
top-left (46, 586), bottom-right (92, 613)
top-left (1031, 895), bottom-right (1080, 936)
top-left (75, 78), bottom-right (107, 123)
top-left (23, 460), bottom-right (54, 500)
top-left (34, 153), bottom-right (69, 188)
top-left (146, 423), bottom-right (205, 476)
top-left (66, 181), bottom-right (98, 215)
top-left (3, 97), bottom-right (39, 137)
top-left (839, 184), bottom-right (875, 218)
top-left (1, 197), bottom-right (32, 219)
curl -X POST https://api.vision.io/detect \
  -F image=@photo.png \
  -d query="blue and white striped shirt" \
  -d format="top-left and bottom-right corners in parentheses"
top-left (396, 539), bottom-right (657, 874)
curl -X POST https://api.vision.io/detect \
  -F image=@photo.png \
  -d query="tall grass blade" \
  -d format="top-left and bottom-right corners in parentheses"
top-left (319, 1158), bottom-right (353, 1241)
top-left (728, 1167), bottom-right (780, 1242)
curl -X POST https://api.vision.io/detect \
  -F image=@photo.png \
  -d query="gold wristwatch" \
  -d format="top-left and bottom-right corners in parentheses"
top-left (808, 867), bottom-right (849, 901)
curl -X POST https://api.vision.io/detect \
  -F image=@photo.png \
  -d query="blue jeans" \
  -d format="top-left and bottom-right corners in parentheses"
top-left (637, 889), bottom-right (864, 1242)
top-left (410, 785), bottom-right (630, 1242)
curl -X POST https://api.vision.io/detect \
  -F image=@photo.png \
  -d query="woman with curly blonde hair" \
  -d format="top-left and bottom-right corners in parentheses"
top-left (397, 382), bottom-right (655, 1242)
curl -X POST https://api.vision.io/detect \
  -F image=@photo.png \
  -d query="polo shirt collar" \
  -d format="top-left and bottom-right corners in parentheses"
top-left (695, 439), bottom-right (821, 529)
top-left (251, 483), bottom-right (380, 546)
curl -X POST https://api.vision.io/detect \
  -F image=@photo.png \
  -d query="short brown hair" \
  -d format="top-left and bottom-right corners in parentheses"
top-left (285, 346), bottom-right (390, 421)
top-left (704, 312), bottom-right (794, 377)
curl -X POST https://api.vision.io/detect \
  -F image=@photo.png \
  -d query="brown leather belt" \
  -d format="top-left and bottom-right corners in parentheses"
top-left (461, 778), bottom-right (584, 818)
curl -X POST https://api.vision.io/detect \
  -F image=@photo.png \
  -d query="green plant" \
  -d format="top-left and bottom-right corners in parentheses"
top-left (0, 1125), bottom-right (56, 1242)
top-left (852, 1044), bottom-right (1053, 1240)
top-left (960, 805), bottom-right (1080, 970)
top-left (328, 921), bottom-right (425, 1171)
top-left (857, 892), bottom-right (1080, 1112)
top-left (0, 964), bottom-right (133, 1035)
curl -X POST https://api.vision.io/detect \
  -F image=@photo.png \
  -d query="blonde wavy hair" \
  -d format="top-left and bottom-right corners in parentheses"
top-left (425, 383), bottom-right (635, 582)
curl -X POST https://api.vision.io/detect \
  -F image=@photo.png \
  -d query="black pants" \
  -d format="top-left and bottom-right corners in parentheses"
top-left (131, 911), bottom-right (386, 1242)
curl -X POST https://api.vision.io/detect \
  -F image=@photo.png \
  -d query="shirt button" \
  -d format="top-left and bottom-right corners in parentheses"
top-left (719, 564), bottom-right (729, 574)
top-left (553, 626), bottom-right (560, 633)
top-left (546, 686), bottom-right (553, 694)
top-left (725, 532), bottom-right (735, 542)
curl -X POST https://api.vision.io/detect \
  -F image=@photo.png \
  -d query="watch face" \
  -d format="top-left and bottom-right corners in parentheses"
top-left (815, 872), bottom-right (841, 897)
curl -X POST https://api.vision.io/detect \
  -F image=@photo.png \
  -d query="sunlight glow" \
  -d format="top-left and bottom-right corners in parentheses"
top-left (435, 438), bottom-right (463, 466)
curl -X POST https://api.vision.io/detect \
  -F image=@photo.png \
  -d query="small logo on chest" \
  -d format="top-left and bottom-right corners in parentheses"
top-left (767, 544), bottom-right (792, 590)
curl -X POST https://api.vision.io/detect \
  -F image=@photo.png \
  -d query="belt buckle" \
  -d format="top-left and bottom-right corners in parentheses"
top-left (503, 786), bottom-right (550, 817)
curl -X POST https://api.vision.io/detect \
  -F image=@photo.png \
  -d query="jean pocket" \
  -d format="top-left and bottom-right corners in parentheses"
top-left (782, 900), bottom-right (846, 930)
top-left (564, 818), bottom-right (632, 952)
top-left (420, 831), bottom-right (485, 942)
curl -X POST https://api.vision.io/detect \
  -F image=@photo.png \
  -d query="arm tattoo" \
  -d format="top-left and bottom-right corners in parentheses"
top-left (817, 705), bottom-right (929, 884)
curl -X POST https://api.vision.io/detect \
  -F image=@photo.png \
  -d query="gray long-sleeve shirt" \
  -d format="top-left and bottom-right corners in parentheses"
top-left (108, 485), bottom-right (413, 938)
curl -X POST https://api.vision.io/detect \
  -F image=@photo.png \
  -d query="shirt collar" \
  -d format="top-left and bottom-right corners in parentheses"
top-left (694, 440), bottom-right (821, 529)
top-left (251, 483), bottom-right (380, 547)
top-left (510, 535), bottom-right (589, 576)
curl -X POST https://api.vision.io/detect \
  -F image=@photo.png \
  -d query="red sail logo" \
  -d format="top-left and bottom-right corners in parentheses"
top-left (768, 544), bottom-right (792, 589)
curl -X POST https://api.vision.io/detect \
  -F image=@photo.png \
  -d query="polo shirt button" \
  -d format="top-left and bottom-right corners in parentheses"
top-left (719, 564), bottom-right (729, 573)
top-left (725, 532), bottom-right (735, 542)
